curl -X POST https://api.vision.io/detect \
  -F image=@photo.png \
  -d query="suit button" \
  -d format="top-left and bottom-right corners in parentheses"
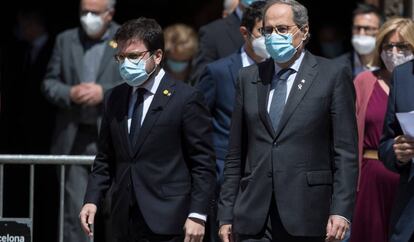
top-left (267, 172), bottom-right (272, 177)
top-left (273, 142), bottom-right (277, 147)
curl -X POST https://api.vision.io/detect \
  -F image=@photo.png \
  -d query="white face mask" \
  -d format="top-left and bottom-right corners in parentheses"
top-left (80, 12), bottom-right (104, 37)
top-left (381, 50), bottom-right (414, 73)
top-left (352, 35), bottom-right (376, 55)
top-left (252, 36), bottom-right (270, 60)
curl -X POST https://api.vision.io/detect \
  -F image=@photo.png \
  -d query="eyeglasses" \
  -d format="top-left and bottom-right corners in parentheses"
top-left (80, 9), bottom-right (110, 16)
top-left (382, 42), bottom-right (412, 53)
top-left (114, 50), bottom-right (150, 64)
top-left (352, 25), bottom-right (378, 35)
top-left (260, 25), bottom-right (298, 37)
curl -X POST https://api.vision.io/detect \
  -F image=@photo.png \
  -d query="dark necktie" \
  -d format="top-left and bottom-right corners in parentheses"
top-left (269, 68), bottom-right (294, 130)
top-left (129, 88), bottom-right (146, 143)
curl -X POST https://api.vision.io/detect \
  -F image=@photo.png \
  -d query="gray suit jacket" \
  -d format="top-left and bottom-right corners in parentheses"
top-left (42, 23), bottom-right (122, 154)
top-left (218, 51), bottom-right (358, 237)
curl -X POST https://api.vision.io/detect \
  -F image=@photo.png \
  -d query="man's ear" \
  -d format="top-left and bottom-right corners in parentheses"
top-left (302, 25), bottom-right (310, 40)
top-left (240, 26), bottom-right (249, 39)
top-left (105, 8), bottom-right (115, 22)
top-left (154, 49), bottom-right (163, 65)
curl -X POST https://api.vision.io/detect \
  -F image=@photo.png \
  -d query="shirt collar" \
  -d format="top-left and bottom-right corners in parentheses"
top-left (235, 5), bottom-right (243, 20)
top-left (133, 68), bottom-right (165, 95)
top-left (274, 50), bottom-right (305, 74)
top-left (241, 46), bottom-right (255, 67)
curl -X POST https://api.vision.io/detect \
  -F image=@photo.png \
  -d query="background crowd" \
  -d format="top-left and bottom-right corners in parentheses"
top-left (0, 0), bottom-right (413, 241)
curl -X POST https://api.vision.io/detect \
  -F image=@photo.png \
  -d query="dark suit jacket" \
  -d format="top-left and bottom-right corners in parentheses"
top-left (192, 12), bottom-right (244, 83)
top-left (197, 52), bottom-right (242, 160)
top-left (379, 59), bottom-right (414, 242)
top-left (218, 51), bottom-right (358, 237)
top-left (335, 51), bottom-right (353, 78)
top-left (42, 23), bottom-right (122, 154)
top-left (84, 74), bottom-right (216, 237)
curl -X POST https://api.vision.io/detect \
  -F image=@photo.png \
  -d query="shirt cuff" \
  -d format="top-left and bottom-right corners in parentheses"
top-left (334, 215), bottom-right (351, 224)
top-left (188, 213), bottom-right (207, 222)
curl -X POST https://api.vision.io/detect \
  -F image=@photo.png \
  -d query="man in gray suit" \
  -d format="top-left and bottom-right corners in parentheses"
top-left (42, 0), bottom-right (121, 241)
top-left (218, 1), bottom-right (358, 241)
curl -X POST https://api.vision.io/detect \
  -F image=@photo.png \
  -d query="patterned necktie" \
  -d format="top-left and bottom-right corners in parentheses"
top-left (129, 88), bottom-right (146, 143)
top-left (269, 68), bottom-right (294, 130)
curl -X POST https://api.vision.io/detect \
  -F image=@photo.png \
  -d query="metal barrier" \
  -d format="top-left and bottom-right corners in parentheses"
top-left (0, 155), bottom-right (95, 242)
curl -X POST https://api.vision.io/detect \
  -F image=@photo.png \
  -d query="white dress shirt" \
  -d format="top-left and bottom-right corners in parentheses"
top-left (240, 47), bottom-right (255, 68)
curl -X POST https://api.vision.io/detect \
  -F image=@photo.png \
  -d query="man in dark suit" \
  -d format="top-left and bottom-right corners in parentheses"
top-left (379, 59), bottom-right (414, 242)
top-left (218, 1), bottom-right (358, 241)
top-left (192, 0), bottom-right (264, 82)
top-left (42, 0), bottom-right (121, 241)
top-left (79, 17), bottom-right (216, 242)
top-left (197, 2), bottom-right (268, 241)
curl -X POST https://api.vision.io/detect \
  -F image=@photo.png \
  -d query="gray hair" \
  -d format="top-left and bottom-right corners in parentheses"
top-left (107, 0), bottom-right (116, 9)
top-left (264, 0), bottom-right (308, 27)
top-left (223, 0), bottom-right (235, 11)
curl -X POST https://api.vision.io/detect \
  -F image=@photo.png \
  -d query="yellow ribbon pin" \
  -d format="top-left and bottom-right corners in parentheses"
top-left (163, 90), bottom-right (171, 96)
top-left (108, 40), bottom-right (117, 49)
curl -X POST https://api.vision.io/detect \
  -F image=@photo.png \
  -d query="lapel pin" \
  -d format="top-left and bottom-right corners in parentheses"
top-left (108, 40), bottom-right (117, 49)
top-left (163, 89), bottom-right (171, 96)
top-left (298, 84), bottom-right (302, 90)
top-left (301, 79), bottom-right (305, 83)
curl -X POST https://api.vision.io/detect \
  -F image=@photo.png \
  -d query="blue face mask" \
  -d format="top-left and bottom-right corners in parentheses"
top-left (167, 59), bottom-right (189, 73)
top-left (265, 31), bottom-right (303, 63)
top-left (241, 0), bottom-right (260, 6)
top-left (119, 55), bottom-right (156, 87)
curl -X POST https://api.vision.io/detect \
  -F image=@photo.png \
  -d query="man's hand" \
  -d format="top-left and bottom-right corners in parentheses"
top-left (70, 84), bottom-right (87, 104)
top-left (326, 215), bottom-right (349, 242)
top-left (79, 203), bottom-right (97, 237)
top-left (70, 83), bottom-right (103, 106)
top-left (393, 135), bottom-right (414, 163)
top-left (184, 217), bottom-right (205, 242)
top-left (218, 224), bottom-right (233, 242)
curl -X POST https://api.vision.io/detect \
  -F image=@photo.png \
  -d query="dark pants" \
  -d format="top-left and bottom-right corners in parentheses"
top-left (114, 190), bottom-right (183, 242)
top-left (204, 159), bottom-right (224, 242)
top-left (236, 198), bottom-right (324, 242)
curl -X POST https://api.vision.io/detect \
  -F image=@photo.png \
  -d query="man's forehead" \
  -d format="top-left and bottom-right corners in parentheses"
top-left (353, 13), bottom-right (380, 26)
top-left (264, 3), bottom-right (294, 25)
top-left (81, 0), bottom-right (108, 10)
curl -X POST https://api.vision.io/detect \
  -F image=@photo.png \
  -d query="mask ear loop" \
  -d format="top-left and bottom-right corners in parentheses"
top-left (293, 25), bottom-right (307, 50)
top-left (144, 53), bottom-right (159, 77)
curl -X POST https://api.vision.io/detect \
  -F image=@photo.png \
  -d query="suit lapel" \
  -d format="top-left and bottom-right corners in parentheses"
top-left (132, 75), bottom-right (175, 157)
top-left (112, 84), bottom-right (135, 157)
top-left (229, 53), bottom-right (242, 87)
top-left (274, 52), bottom-right (318, 138)
top-left (96, 24), bottom-right (117, 80)
top-left (257, 59), bottom-right (276, 138)
top-left (71, 29), bottom-right (84, 83)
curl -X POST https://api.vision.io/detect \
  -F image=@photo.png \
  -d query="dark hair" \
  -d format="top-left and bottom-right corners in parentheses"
top-left (114, 17), bottom-right (164, 53)
top-left (241, 1), bottom-right (266, 32)
top-left (352, 3), bottom-right (384, 25)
